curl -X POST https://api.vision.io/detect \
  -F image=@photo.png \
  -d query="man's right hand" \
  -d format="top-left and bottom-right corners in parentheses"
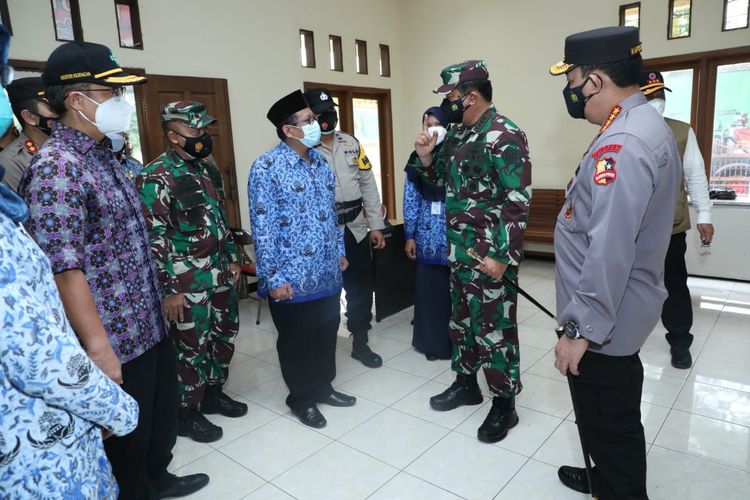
top-left (164, 293), bottom-right (190, 323)
top-left (270, 283), bottom-right (294, 301)
top-left (415, 123), bottom-right (438, 165)
top-left (405, 239), bottom-right (417, 260)
top-left (89, 342), bottom-right (123, 384)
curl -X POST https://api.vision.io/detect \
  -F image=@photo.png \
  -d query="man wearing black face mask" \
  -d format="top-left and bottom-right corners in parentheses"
top-left (0, 77), bottom-right (57, 191)
top-left (138, 101), bottom-right (245, 445)
top-left (550, 27), bottom-right (681, 498)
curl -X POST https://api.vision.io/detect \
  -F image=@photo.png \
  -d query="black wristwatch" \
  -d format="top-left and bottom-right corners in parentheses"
top-left (562, 321), bottom-right (583, 340)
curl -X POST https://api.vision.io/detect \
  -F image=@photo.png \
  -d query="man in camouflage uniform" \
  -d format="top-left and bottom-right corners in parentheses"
top-left (411, 60), bottom-right (532, 443)
top-left (137, 101), bottom-right (245, 444)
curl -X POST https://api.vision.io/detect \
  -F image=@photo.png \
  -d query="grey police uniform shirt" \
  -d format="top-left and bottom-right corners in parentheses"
top-left (315, 131), bottom-right (385, 243)
top-left (554, 92), bottom-right (681, 357)
top-left (0, 131), bottom-right (35, 192)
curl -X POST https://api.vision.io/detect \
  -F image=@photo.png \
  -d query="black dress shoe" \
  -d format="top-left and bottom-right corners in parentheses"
top-left (201, 385), bottom-right (249, 417)
top-left (177, 407), bottom-right (223, 443)
top-left (430, 373), bottom-right (483, 411)
top-left (317, 390), bottom-right (357, 407)
top-left (425, 354), bottom-right (438, 361)
top-left (156, 472), bottom-right (210, 498)
top-left (670, 346), bottom-right (692, 369)
top-left (352, 331), bottom-right (383, 368)
top-left (293, 406), bottom-right (327, 428)
top-left (477, 396), bottom-right (519, 443)
top-left (557, 465), bottom-right (592, 494)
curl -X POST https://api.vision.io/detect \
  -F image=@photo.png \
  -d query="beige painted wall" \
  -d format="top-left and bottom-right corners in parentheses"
top-left (6, 0), bottom-right (750, 233)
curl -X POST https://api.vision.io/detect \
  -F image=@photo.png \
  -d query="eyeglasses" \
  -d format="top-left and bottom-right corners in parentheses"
top-left (80, 87), bottom-right (125, 99)
top-left (292, 116), bottom-right (317, 126)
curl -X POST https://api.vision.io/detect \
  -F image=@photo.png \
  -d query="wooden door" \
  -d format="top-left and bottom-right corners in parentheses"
top-left (140, 74), bottom-right (241, 228)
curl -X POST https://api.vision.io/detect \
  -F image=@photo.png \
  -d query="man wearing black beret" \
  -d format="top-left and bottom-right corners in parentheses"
top-left (248, 90), bottom-right (356, 429)
top-left (550, 26), bottom-right (681, 498)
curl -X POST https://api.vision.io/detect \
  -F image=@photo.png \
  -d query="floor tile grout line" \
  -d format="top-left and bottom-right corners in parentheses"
top-left (492, 456), bottom-right (534, 498)
top-left (648, 443), bottom-right (750, 475)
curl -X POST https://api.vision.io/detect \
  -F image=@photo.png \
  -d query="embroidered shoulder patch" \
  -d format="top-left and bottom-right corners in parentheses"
top-left (592, 144), bottom-right (622, 159)
top-left (594, 157), bottom-right (617, 186)
top-left (357, 148), bottom-right (373, 170)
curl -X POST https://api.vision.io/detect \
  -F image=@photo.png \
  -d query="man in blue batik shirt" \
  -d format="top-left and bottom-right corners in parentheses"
top-left (248, 90), bottom-right (357, 429)
top-left (404, 106), bottom-right (453, 361)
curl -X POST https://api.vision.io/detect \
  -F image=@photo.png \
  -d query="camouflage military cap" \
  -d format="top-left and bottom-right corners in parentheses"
top-left (160, 101), bottom-right (216, 128)
top-left (433, 60), bottom-right (490, 94)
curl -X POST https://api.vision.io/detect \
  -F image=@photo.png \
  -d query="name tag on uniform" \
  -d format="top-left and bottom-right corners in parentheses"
top-left (431, 201), bottom-right (441, 215)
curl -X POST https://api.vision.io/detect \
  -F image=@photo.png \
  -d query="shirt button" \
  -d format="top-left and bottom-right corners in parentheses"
top-left (585, 325), bottom-right (593, 332)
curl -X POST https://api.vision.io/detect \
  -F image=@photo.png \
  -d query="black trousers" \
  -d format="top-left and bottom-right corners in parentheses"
top-left (268, 293), bottom-right (341, 412)
top-left (412, 262), bottom-right (452, 359)
top-left (105, 336), bottom-right (178, 500)
top-left (661, 232), bottom-right (694, 349)
top-left (342, 227), bottom-right (374, 335)
top-left (571, 350), bottom-right (648, 500)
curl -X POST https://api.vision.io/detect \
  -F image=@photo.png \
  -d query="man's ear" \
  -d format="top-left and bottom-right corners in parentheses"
top-left (589, 71), bottom-right (605, 91)
top-left (19, 108), bottom-right (36, 127)
top-left (282, 124), bottom-right (295, 139)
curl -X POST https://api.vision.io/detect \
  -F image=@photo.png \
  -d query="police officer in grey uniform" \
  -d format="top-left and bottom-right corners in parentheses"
top-left (0, 77), bottom-right (56, 191)
top-left (304, 88), bottom-right (386, 368)
top-left (549, 27), bottom-right (681, 498)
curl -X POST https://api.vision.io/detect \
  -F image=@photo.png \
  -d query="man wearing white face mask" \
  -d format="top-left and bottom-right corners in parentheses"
top-left (640, 70), bottom-right (714, 370)
top-left (19, 41), bottom-right (209, 499)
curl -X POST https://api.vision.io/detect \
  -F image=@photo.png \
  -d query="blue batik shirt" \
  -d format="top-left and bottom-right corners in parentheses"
top-left (403, 151), bottom-right (449, 266)
top-left (248, 141), bottom-right (345, 303)
top-left (0, 184), bottom-right (139, 499)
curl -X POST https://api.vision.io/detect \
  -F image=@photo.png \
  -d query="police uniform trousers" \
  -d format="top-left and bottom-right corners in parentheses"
top-left (104, 337), bottom-right (178, 500)
top-left (449, 264), bottom-right (521, 397)
top-left (572, 350), bottom-right (648, 500)
top-left (171, 285), bottom-right (239, 408)
top-left (661, 232), bottom-right (693, 349)
top-left (268, 293), bottom-right (341, 412)
top-left (342, 226), bottom-right (374, 335)
top-left (412, 262), bottom-right (452, 359)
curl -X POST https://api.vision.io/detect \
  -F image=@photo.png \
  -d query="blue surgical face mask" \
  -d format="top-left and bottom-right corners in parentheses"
top-left (0, 87), bottom-right (13, 136)
top-left (293, 120), bottom-right (322, 148)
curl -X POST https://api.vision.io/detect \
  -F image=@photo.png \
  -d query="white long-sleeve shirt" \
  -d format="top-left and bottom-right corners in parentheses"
top-left (683, 127), bottom-right (712, 225)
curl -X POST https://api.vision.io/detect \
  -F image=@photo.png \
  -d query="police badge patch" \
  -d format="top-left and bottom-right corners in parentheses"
top-left (594, 157), bottom-right (617, 186)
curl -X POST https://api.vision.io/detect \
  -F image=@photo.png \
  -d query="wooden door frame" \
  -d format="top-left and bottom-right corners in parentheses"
top-left (303, 82), bottom-right (396, 218)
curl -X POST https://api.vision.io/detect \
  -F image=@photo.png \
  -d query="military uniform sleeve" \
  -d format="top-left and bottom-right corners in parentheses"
top-left (248, 160), bottom-right (288, 290)
top-left (136, 172), bottom-right (179, 296)
top-left (1, 280), bottom-right (139, 436)
top-left (21, 155), bottom-right (87, 274)
top-left (486, 138), bottom-right (532, 265)
top-left (403, 174), bottom-right (419, 240)
top-left (206, 160), bottom-right (239, 262)
top-left (355, 142), bottom-right (386, 231)
top-left (560, 134), bottom-right (655, 346)
top-left (406, 141), bottom-right (447, 187)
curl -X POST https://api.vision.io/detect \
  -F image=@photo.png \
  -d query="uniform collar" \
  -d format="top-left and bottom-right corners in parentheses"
top-left (468, 104), bottom-right (496, 133)
top-left (277, 140), bottom-right (323, 167)
top-left (50, 121), bottom-right (99, 154)
top-left (19, 130), bottom-right (39, 155)
top-left (165, 144), bottom-right (204, 167)
top-left (600, 92), bottom-right (646, 132)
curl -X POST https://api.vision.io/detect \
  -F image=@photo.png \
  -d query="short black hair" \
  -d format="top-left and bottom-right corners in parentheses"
top-left (44, 82), bottom-right (91, 115)
top-left (276, 114), bottom-right (296, 141)
top-left (11, 98), bottom-right (42, 127)
top-left (580, 55), bottom-right (642, 88)
top-left (458, 79), bottom-right (493, 102)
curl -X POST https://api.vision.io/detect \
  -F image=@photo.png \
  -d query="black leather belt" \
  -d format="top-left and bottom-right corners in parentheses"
top-left (336, 198), bottom-right (363, 225)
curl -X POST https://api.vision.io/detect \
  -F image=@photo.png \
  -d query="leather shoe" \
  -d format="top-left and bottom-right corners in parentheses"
top-left (293, 406), bottom-right (327, 428)
top-left (352, 344), bottom-right (383, 368)
top-left (670, 346), bottom-right (692, 369)
top-left (201, 385), bottom-right (248, 417)
top-left (177, 407), bottom-right (222, 443)
top-left (317, 390), bottom-right (357, 407)
top-left (557, 465), bottom-right (592, 494)
top-left (429, 374), bottom-right (483, 411)
top-left (425, 354), bottom-right (438, 361)
top-left (156, 472), bottom-right (209, 498)
top-left (477, 396), bottom-right (519, 443)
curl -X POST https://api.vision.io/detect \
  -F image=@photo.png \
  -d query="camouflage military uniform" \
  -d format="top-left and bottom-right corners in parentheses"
top-left (137, 102), bottom-right (239, 408)
top-left (411, 62), bottom-right (532, 398)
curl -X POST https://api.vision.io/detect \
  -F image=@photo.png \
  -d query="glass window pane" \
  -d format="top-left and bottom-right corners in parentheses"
top-left (710, 62), bottom-right (750, 201)
top-left (52, 0), bottom-right (76, 41)
top-left (123, 86), bottom-right (143, 163)
top-left (116, 4), bottom-right (135, 47)
top-left (352, 98), bottom-right (381, 197)
top-left (660, 69), bottom-right (693, 123)
top-left (724, 0), bottom-right (749, 30)
top-left (623, 6), bottom-right (640, 27)
top-left (670, 0), bottom-right (692, 38)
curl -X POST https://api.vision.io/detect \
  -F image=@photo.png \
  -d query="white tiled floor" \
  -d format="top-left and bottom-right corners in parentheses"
top-left (174, 259), bottom-right (750, 499)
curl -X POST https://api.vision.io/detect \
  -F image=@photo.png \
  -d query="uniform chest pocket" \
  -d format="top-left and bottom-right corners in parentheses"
top-left (205, 165), bottom-right (226, 201)
top-left (456, 142), bottom-right (494, 195)
top-left (173, 176), bottom-right (207, 233)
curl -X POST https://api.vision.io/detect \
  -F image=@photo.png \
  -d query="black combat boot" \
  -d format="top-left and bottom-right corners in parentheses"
top-left (429, 373), bottom-right (483, 411)
top-left (477, 394), bottom-right (519, 443)
top-left (201, 384), bottom-right (248, 418)
top-left (351, 331), bottom-right (383, 368)
top-left (177, 406), bottom-right (223, 443)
